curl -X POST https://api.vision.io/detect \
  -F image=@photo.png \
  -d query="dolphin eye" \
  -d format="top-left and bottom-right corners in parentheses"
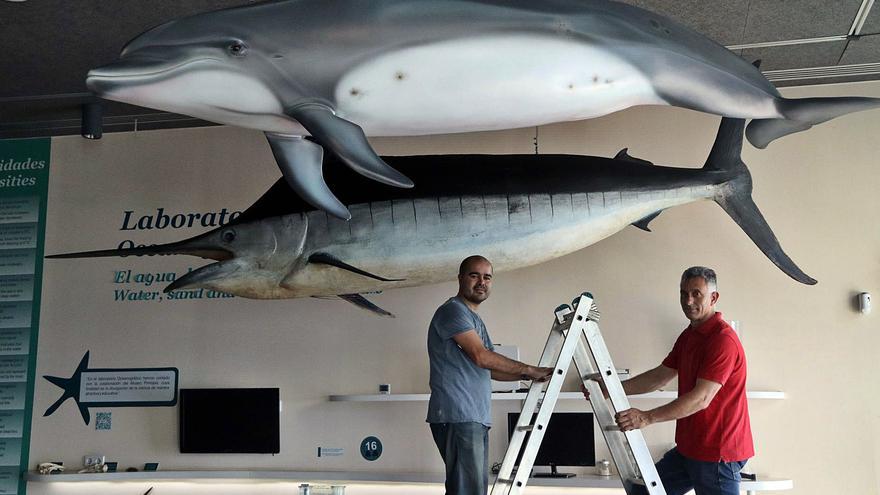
top-left (220, 229), bottom-right (236, 243)
top-left (227, 41), bottom-right (248, 57)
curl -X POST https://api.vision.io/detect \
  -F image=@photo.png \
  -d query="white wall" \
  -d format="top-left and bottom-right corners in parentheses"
top-left (28, 80), bottom-right (880, 495)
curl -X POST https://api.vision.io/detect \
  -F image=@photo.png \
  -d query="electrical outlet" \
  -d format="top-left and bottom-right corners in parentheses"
top-left (83, 455), bottom-right (104, 467)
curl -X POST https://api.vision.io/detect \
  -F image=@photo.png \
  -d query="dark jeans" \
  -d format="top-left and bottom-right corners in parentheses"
top-left (430, 422), bottom-right (490, 495)
top-left (635, 447), bottom-right (747, 495)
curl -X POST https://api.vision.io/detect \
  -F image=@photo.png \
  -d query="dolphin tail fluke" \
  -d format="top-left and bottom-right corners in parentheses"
top-left (746, 96), bottom-right (880, 149)
top-left (706, 117), bottom-right (817, 285)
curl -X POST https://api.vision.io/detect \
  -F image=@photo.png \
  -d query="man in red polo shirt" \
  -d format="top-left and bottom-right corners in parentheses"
top-left (604, 266), bottom-right (753, 495)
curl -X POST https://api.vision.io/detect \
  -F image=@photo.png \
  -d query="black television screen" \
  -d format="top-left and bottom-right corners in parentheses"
top-left (179, 388), bottom-right (280, 454)
top-left (507, 412), bottom-right (595, 476)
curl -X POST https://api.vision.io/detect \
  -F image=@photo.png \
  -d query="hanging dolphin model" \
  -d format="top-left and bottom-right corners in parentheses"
top-left (48, 117), bottom-right (816, 317)
top-left (85, 0), bottom-right (880, 219)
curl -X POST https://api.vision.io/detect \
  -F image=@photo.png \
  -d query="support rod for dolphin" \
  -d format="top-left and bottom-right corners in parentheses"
top-left (48, 117), bottom-right (816, 317)
top-left (86, 0), bottom-right (880, 219)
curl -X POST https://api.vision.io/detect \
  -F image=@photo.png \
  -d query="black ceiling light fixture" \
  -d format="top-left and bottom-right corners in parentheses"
top-left (80, 101), bottom-right (103, 139)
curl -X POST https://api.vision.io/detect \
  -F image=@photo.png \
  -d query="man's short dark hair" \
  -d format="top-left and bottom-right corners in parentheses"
top-left (459, 255), bottom-right (492, 276)
top-left (681, 266), bottom-right (717, 291)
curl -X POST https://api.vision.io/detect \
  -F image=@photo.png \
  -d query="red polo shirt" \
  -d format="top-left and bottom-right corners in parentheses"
top-left (661, 312), bottom-right (754, 462)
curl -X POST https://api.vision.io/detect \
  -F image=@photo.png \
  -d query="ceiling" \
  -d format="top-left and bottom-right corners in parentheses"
top-left (1, 0), bottom-right (878, 139)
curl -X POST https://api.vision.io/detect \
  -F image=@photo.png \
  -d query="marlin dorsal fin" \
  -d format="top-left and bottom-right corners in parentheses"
top-left (631, 210), bottom-right (663, 232)
top-left (308, 252), bottom-right (405, 282)
top-left (613, 148), bottom-right (654, 166)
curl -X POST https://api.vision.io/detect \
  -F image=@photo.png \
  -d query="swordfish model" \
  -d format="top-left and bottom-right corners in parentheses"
top-left (86, 0), bottom-right (880, 219)
top-left (48, 117), bottom-right (816, 317)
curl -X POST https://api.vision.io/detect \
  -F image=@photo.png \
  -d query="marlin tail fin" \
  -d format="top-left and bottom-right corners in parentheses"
top-left (746, 96), bottom-right (880, 148)
top-left (706, 117), bottom-right (817, 285)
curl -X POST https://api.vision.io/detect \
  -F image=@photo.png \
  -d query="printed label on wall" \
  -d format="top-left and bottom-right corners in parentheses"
top-left (0, 137), bottom-right (51, 495)
top-left (80, 370), bottom-right (177, 403)
top-left (43, 351), bottom-right (178, 425)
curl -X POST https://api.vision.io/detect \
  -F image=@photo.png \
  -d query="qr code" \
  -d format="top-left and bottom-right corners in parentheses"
top-left (95, 412), bottom-right (112, 431)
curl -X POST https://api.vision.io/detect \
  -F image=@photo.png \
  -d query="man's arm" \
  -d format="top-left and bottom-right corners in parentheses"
top-left (453, 330), bottom-right (553, 381)
top-left (491, 370), bottom-right (524, 381)
top-left (582, 364), bottom-right (676, 400)
top-left (621, 365), bottom-right (677, 395)
top-left (616, 378), bottom-right (722, 431)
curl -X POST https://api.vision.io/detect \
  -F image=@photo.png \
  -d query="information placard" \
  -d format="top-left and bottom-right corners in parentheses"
top-left (0, 137), bottom-right (51, 495)
top-left (43, 352), bottom-right (178, 425)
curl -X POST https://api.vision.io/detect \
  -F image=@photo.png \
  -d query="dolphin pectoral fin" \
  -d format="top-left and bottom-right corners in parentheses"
top-left (614, 148), bottom-right (654, 166)
top-left (285, 104), bottom-right (414, 188)
top-left (307, 252), bottom-right (405, 282)
top-left (336, 293), bottom-right (395, 318)
top-left (266, 133), bottom-right (351, 220)
top-left (631, 211), bottom-right (663, 232)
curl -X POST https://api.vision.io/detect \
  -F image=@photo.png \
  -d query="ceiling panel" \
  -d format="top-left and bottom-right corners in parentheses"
top-left (839, 34), bottom-right (880, 64)
top-left (622, 0), bottom-right (750, 45)
top-left (858, 6), bottom-right (880, 34)
top-left (742, 0), bottom-right (862, 42)
top-left (741, 41), bottom-right (848, 71)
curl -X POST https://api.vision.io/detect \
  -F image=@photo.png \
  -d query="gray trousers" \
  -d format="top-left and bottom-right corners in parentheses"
top-left (430, 422), bottom-right (490, 495)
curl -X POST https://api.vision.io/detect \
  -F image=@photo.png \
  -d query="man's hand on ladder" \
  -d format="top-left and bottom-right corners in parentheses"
top-left (580, 379), bottom-right (609, 401)
top-left (616, 408), bottom-right (653, 431)
top-left (523, 366), bottom-right (554, 382)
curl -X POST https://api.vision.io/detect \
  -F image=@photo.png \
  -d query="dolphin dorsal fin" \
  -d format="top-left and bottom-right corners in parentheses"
top-left (613, 148), bottom-right (654, 166)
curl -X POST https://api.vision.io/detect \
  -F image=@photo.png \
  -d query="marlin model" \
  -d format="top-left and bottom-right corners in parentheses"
top-left (86, 0), bottom-right (880, 220)
top-left (48, 117), bottom-right (816, 316)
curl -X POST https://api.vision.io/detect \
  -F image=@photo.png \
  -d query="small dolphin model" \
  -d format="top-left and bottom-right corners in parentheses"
top-left (86, 0), bottom-right (880, 219)
top-left (49, 117), bottom-right (815, 316)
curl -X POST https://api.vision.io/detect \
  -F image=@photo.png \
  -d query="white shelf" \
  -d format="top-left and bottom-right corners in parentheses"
top-left (328, 390), bottom-right (785, 402)
top-left (25, 470), bottom-right (793, 491)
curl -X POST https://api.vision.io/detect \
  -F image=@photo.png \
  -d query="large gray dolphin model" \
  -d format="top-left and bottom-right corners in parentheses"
top-left (49, 117), bottom-right (815, 317)
top-left (86, 0), bottom-right (880, 220)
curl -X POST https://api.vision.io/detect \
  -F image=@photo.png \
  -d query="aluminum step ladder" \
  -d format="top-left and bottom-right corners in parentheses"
top-left (491, 292), bottom-right (666, 495)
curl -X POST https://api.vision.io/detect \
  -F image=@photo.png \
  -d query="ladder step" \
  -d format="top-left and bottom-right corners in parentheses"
top-left (496, 478), bottom-right (524, 487)
top-left (516, 425), bottom-right (535, 432)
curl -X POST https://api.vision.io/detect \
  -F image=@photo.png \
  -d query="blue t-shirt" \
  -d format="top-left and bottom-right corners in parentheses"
top-left (426, 297), bottom-right (493, 426)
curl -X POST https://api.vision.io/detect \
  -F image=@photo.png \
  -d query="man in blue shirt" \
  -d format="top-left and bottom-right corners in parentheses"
top-left (427, 255), bottom-right (553, 495)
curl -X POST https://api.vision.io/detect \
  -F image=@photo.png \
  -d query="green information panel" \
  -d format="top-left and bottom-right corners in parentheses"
top-left (0, 138), bottom-right (51, 495)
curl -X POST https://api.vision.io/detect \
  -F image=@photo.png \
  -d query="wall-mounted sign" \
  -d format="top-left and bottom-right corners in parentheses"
top-left (0, 137), bottom-right (51, 495)
top-left (359, 436), bottom-right (382, 462)
top-left (42, 351), bottom-right (178, 425)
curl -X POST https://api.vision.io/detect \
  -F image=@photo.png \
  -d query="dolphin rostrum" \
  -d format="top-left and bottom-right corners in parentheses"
top-left (48, 117), bottom-right (816, 317)
top-left (86, 0), bottom-right (880, 220)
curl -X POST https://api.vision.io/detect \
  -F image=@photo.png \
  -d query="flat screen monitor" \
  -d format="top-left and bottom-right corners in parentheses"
top-left (179, 388), bottom-right (280, 454)
top-left (507, 412), bottom-right (595, 477)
